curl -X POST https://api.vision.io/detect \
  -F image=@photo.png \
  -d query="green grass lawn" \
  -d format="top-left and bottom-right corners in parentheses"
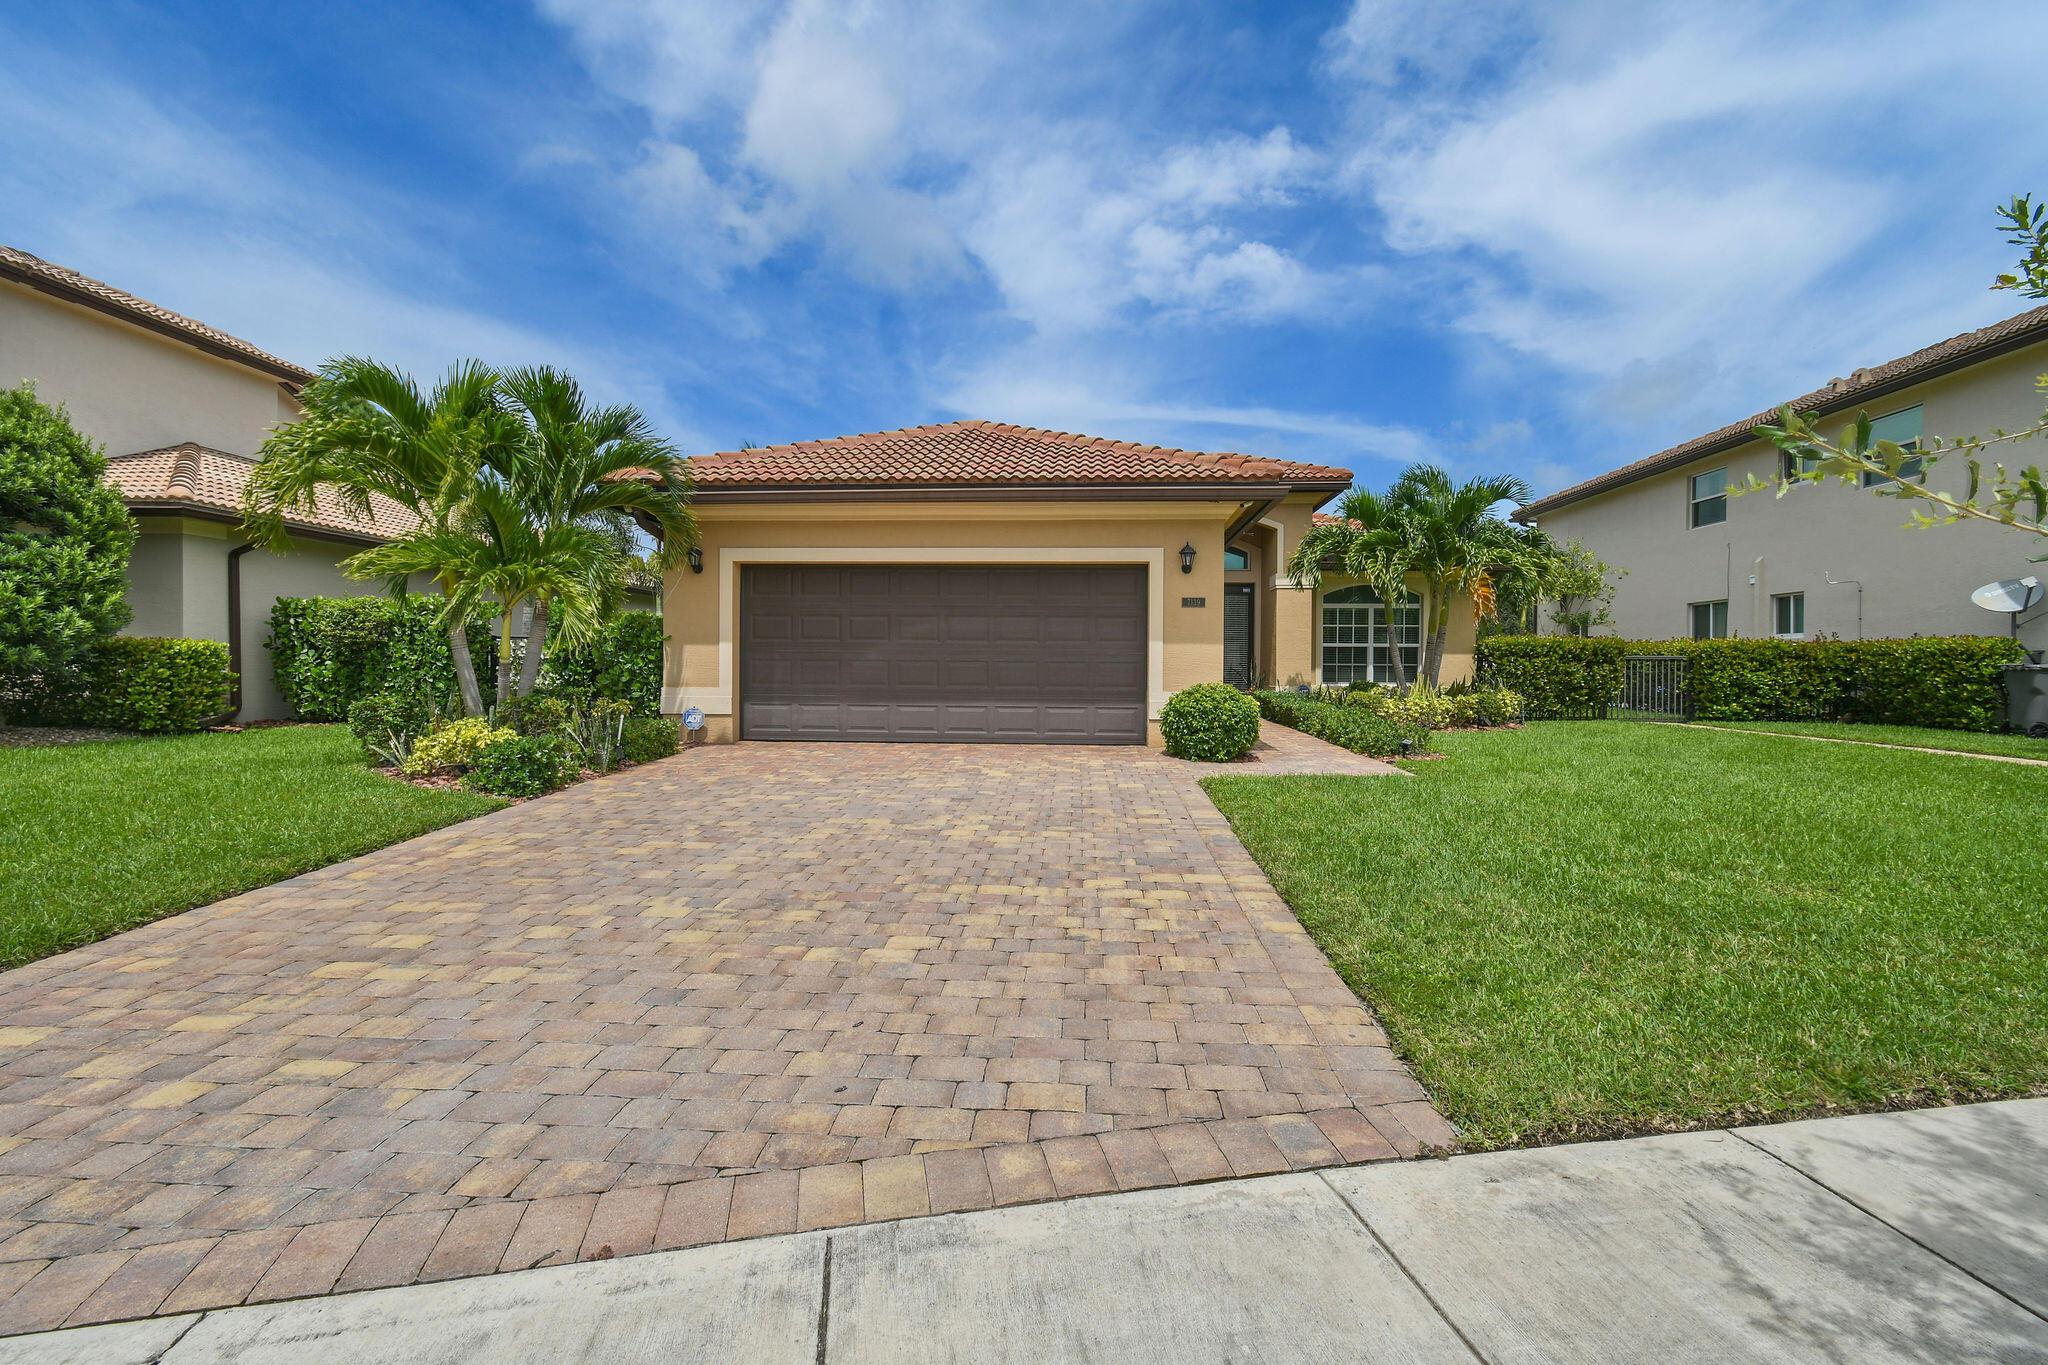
top-left (1697, 719), bottom-right (2048, 761)
top-left (1203, 722), bottom-right (2048, 1149)
top-left (0, 725), bottom-right (503, 970)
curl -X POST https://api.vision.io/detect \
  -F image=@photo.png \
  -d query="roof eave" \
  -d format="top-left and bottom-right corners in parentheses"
top-left (124, 502), bottom-right (392, 548)
top-left (689, 479), bottom-right (1351, 504)
top-left (0, 261), bottom-right (313, 385)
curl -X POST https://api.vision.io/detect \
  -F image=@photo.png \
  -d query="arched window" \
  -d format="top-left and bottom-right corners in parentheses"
top-left (1320, 585), bottom-right (1422, 683)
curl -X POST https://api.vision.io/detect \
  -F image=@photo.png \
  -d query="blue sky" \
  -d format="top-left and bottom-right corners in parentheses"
top-left (4, 0), bottom-right (2044, 496)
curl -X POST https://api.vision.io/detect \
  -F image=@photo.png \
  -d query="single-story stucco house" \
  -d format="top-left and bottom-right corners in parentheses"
top-left (1, 245), bottom-right (652, 720)
top-left (655, 422), bottom-right (1478, 746)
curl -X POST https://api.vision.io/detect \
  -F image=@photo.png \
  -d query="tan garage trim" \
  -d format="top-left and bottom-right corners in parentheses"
top-left (664, 545), bottom-right (1169, 718)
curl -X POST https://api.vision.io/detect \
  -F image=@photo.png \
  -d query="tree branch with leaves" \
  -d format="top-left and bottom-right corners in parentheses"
top-left (1743, 194), bottom-right (2048, 547)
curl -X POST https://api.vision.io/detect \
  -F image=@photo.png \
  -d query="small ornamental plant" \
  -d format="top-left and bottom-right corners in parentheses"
top-left (1160, 682), bottom-right (1262, 762)
top-left (403, 717), bottom-right (514, 776)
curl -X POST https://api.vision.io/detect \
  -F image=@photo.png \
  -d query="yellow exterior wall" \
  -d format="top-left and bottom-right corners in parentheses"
top-left (662, 491), bottom-right (1479, 745)
top-left (662, 499), bottom-right (1242, 745)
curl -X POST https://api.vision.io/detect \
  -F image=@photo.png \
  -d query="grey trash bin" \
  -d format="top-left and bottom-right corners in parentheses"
top-left (2005, 662), bottom-right (2048, 738)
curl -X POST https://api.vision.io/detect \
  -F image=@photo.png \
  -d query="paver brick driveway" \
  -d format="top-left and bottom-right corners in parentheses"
top-left (0, 740), bottom-right (1449, 1334)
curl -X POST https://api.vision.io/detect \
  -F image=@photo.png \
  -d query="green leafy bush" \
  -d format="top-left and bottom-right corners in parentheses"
top-left (348, 693), bottom-right (434, 765)
top-left (1473, 636), bottom-right (1630, 718)
top-left (26, 637), bottom-right (235, 732)
top-left (540, 612), bottom-right (665, 716)
top-left (621, 715), bottom-right (680, 764)
top-left (1256, 690), bottom-right (1429, 757)
top-left (267, 596), bottom-right (496, 722)
top-left (1474, 634), bottom-right (2024, 731)
top-left (510, 692), bottom-right (574, 738)
top-left (463, 733), bottom-right (579, 797)
top-left (0, 384), bottom-right (136, 707)
top-left (403, 717), bottom-right (515, 776)
top-left (1160, 682), bottom-right (1262, 761)
top-left (1340, 680), bottom-right (1522, 729)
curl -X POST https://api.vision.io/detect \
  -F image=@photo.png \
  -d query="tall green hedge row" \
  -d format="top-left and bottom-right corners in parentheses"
top-left (539, 612), bottom-right (665, 717)
top-left (1475, 635), bottom-right (2026, 731)
top-left (8, 637), bottom-right (234, 732)
top-left (267, 595), bottom-right (665, 721)
top-left (267, 596), bottom-right (498, 722)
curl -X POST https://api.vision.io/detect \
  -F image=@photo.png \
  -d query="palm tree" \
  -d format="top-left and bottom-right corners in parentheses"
top-left (494, 368), bottom-right (695, 701)
top-left (1287, 488), bottom-right (1420, 691)
top-left (244, 358), bottom-right (513, 715)
top-left (1385, 465), bottom-right (1533, 685)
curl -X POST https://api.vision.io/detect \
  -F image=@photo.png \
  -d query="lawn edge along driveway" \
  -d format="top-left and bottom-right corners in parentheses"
top-left (0, 725), bottom-right (504, 971)
top-left (1203, 721), bottom-right (2048, 1150)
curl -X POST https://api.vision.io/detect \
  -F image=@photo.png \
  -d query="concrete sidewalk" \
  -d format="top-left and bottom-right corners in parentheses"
top-left (12, 1098), bottom-right (2045, 1363)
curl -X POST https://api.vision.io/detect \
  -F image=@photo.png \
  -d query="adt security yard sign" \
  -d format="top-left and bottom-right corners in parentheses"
top-left (681, 707), bottom-right (705, 731)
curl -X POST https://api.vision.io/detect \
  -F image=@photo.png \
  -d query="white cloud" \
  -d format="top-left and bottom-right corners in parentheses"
top-left (534, 2), bottom-right (1350, 329)
top-left (0, 44), bottom-right (709, 448)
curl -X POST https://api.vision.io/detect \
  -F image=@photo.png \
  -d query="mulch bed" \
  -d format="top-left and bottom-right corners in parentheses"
top-left (0, 725), bottom-right (136, 749)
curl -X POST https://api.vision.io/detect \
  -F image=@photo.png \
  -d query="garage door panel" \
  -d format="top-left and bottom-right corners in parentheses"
top-left (742, 564), bottom-right (1146, 743)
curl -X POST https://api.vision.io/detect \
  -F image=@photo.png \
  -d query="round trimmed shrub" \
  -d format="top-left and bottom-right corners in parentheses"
top-left (463, 733), bottom-right (578, 797)
top-left (1160, 682), bottom-right (1260, 762)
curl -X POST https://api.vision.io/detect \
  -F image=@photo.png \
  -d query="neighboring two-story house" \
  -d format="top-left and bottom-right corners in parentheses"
top-left (1517, 305), bottom-right (2048, 653)
top-left (2, 246), bottom-right (654, 722)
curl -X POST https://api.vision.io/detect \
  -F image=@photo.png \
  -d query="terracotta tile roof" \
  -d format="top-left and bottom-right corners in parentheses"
top-left (107, 443), bottom-right (416, 544)
top-left (0, 245), bottom-right (311, 384)
top-left (1518, 302), bottom-right (2048, 522)
top-left (677, 420), bottom-right (1352, 492)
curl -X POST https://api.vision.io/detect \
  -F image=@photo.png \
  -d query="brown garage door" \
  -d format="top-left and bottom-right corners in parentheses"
top-left (740, 564), bottom-right (1147, 743)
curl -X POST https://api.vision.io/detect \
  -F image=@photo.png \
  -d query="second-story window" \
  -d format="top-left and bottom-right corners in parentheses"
top-left (1861, 405), bottom-right (1924, 486)
top-left (1689, 468), bottom-right (1728, 527)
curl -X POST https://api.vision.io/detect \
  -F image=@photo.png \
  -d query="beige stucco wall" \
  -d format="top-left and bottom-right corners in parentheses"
top-left (1530, 342), bottom-right (2048, 650)
top-left (0, 279), bottom-right (298, 458)
top-left (130, 517), bottom-right (439, 722)
top-left (663, 499), bottom-right (1249, 744)
top-left (662, 492), bottom-right (1474, 746)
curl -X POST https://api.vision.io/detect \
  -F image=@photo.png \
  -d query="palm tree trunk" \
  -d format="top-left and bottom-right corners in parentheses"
top-left (497, 608), bottom-right (517, 706)
top-left (448, 619), bottom-right (485, 717)
top-left (1423, 581), bottom-right (1449, 686)
top-left (516, 596), bottom-right (550, 698)
top-left (1379, 577), bottom-right (1411, 692)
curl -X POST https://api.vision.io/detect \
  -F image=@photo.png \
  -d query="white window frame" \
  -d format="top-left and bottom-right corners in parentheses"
top-left (1689, 468), bottom-right (1729, 528)
top-left (1320, 586), bottom-right (1421, 684)
top-left (1773, 591), bottom-right (1805, 639)
top-left (1861, 405), bottom-right (1925, 487)
top-left (1689, 599), bottom-right (1729, 640)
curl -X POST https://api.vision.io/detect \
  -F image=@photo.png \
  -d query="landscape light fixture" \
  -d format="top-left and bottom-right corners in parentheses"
top-left (1179, 542), bottom-right (1196, 574)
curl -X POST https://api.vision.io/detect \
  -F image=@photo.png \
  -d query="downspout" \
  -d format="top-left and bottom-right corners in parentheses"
top-left (209, 543), bottom-right (256, 725)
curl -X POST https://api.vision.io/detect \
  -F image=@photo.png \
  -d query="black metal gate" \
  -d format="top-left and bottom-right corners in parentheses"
top-left (1613, 655), bottom-right (1692, 720)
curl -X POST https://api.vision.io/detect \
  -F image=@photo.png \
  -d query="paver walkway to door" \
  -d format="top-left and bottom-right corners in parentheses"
top-left (0, 739), bottom-right (1445, 1335)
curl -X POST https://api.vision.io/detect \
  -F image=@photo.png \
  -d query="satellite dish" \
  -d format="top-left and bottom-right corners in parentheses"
top-left (1972, 577), bottom-right (2043, 613)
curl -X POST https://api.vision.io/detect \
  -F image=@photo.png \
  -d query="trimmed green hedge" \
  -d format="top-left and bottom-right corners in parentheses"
top-left (266, 598), bottom-right (665, 721)
top-left (29, 637), bottom-right (235, 732)
top-left (537, 612), bottom-right (664, 717)
top-left (1475, 635), bottom-right (2025, 731)
top-left (268, 596), bottom-right (496, 722)
top-left (1470, 637), bottom-right (1628, 719)
top-left (1255, 689), bottom-right (1429, 757)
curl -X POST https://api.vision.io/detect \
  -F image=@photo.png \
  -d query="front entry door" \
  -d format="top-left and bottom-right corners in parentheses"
top-left (1223, 583), bottom-right (1254, 689)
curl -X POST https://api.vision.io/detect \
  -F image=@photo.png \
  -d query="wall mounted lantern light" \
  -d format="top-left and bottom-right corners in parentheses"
top-left (687, 546), bottom-right (704, 574)
top-left (1179, 542), bottom-right (1196, 575)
